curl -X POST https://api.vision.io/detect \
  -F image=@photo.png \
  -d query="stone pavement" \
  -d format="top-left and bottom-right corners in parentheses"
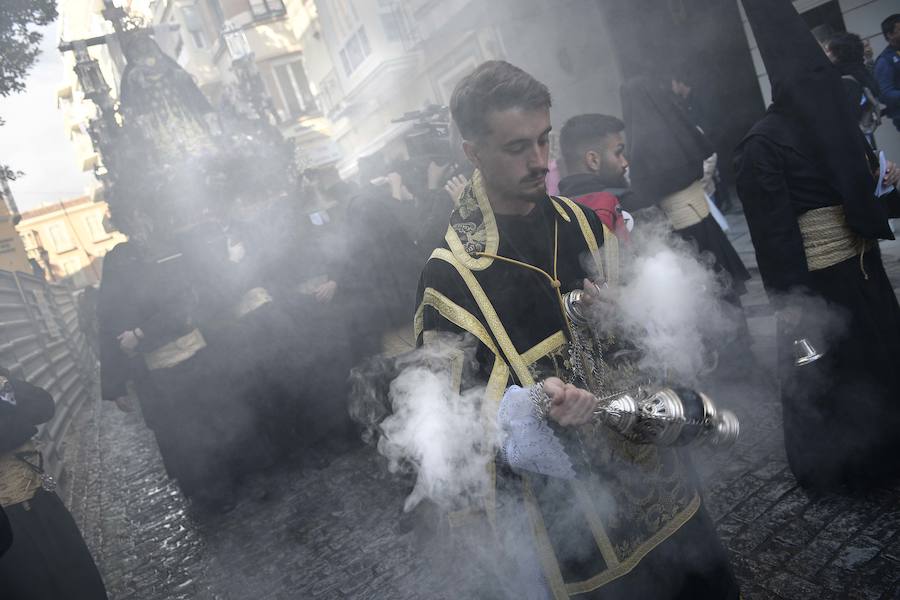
top-left (56, 210), bottom-right (900, 600)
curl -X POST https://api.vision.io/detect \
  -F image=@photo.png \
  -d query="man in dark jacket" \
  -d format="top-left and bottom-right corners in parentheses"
top-left (875, 14), bottom-right (900, 131)
top-left (557, 113), bottom-right (634, 240)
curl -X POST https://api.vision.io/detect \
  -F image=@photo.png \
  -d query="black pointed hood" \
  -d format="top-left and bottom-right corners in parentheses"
top-left (741, 0), bottom-right (890, 239)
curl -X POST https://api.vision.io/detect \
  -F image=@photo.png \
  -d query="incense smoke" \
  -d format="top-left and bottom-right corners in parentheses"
top-left (376, 334), bottom-right (498, 513)
top-left (589, 216), bottom-right (735, 385)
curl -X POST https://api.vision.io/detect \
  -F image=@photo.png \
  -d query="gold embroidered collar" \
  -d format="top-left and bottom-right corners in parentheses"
top-left (445, 169), bottom-right (571, 272)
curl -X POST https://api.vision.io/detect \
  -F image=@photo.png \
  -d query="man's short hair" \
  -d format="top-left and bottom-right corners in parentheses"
top-left (882, 14), bottom-right (900, 38)
top-left (827, 32), bottom-right (865, 64)
top-left (450, 60), bottom-right (551, 140)
top-left (559, 114), bottom-right (625, 173)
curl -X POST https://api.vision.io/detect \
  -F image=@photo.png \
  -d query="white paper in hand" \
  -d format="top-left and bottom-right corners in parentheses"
top-left (706, 193), bottom-right (730, 231)
top-left (876, 151), bottom-right (896, 198)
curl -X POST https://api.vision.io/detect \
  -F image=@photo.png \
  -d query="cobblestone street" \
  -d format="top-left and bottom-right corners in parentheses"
top-left (57, 214), bottom-right (900, 600)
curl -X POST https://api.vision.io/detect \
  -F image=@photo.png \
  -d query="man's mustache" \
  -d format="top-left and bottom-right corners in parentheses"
top-left (521, 169), bottom-right (549, 183)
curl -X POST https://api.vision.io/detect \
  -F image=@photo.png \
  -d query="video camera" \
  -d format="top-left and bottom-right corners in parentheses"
top-left (392, 104), bottom-right (452, 165)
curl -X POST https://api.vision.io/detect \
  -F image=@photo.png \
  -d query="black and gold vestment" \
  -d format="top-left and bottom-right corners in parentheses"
top-left (415, 171), bottom-right (738, 599)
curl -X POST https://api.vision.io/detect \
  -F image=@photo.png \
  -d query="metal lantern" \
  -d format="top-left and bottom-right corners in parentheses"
top-left (595, 387), bottom-right (740, 448)
top-left (793, 338), bottom-right (824, 367)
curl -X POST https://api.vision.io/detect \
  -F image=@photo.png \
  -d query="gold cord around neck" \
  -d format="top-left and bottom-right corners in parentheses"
top-left (475, 219), bottom-right (572, 327)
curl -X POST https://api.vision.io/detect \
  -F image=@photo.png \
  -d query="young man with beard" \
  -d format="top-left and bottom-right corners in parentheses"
top-left (557, 114), bottom-right (633, 240)
top-left (415, 60), bottom-right (738, 599)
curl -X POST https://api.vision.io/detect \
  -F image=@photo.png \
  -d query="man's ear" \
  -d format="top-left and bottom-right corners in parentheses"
top-left (584, 150), bottom-right (601, 173)
top-left (463, 139), bottom-right (481, 171)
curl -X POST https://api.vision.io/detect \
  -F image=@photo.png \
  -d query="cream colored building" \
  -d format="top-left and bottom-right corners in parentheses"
top-left (150, 0), bottom-right (331, 142)
top-left (304, 0), bottom-right (622, 177)
top-left (57, 0), bottom-right (340, 201)
top-left (17, 198), bottom-right (126, 288)
top-left (56, 0), bottom-right (128, 202)
top-left (0, 180), bottom-right (31, 275)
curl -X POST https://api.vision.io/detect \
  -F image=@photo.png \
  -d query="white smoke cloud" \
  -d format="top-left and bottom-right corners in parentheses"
top-left (376, 335), bottom-right (499, 513)
top-left (589, 217), bottom-right (735, 385)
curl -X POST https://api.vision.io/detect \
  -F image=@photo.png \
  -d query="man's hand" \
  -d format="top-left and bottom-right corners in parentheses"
top-left (314, 280), bottom-right (337, 303)
top-left (387, 172), bottom-right (414, 202)
top-left (543, 377), bottom-right (596, 427)
top-left (883, 160), bottom-right (900, 189)
top-left (579, 278), bottom-right (614, 308)
top-left (444, 174), bottom-right (468, 205)
top-left (118, 329), bottom-right (142, 355)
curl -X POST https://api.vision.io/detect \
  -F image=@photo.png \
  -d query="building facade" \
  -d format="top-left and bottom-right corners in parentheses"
top-left (64, 1), bottom-right (892, 198)
top-left (305, 0), bottom-right (626, 176)
top-left (16, 198), bottom-right (126, 288)
top-left (57, 0), bottom-right (129, 203)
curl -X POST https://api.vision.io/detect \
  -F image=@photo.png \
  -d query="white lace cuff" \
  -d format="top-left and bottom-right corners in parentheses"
top-left (497, 385), bottom-right (575, 480)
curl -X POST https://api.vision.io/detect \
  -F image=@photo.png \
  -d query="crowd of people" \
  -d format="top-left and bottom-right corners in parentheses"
top-left (2, 6), bottom-right (900, 600)
top-left (92, 151), bottom-right (464, 514)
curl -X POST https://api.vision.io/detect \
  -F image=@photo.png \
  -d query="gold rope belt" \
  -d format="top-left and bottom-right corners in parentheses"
top-left (144, 328), bottom-right (207, 371)
top-left (234, 286), bottom-right (273, 318)
top-left (0, 441), bottom-right (42, 507)
top-left (797, 206), bottom-right (873, 275)
top-left (659, 180), bottom-right (710, 230)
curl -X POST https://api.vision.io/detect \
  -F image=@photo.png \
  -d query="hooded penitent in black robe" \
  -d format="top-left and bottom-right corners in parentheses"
top-left (253, 193), bottom-right (356, 450)
top-left (0, 370), bottom-right (108, 599)
top-left (735, 0), bottom-right (900, 489)
top-left (98, 242), bottom-right (174, 467)
top-left (415, 171), bottom-right (738, 599)
top-left (99, 236), bottom-right (239, 506)
top-left (175, 220), bottom-right (280, 478)
top-left (621, 77), bottom-right (750, 299)
top-left (344, 181), bottom-right (455, 360)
